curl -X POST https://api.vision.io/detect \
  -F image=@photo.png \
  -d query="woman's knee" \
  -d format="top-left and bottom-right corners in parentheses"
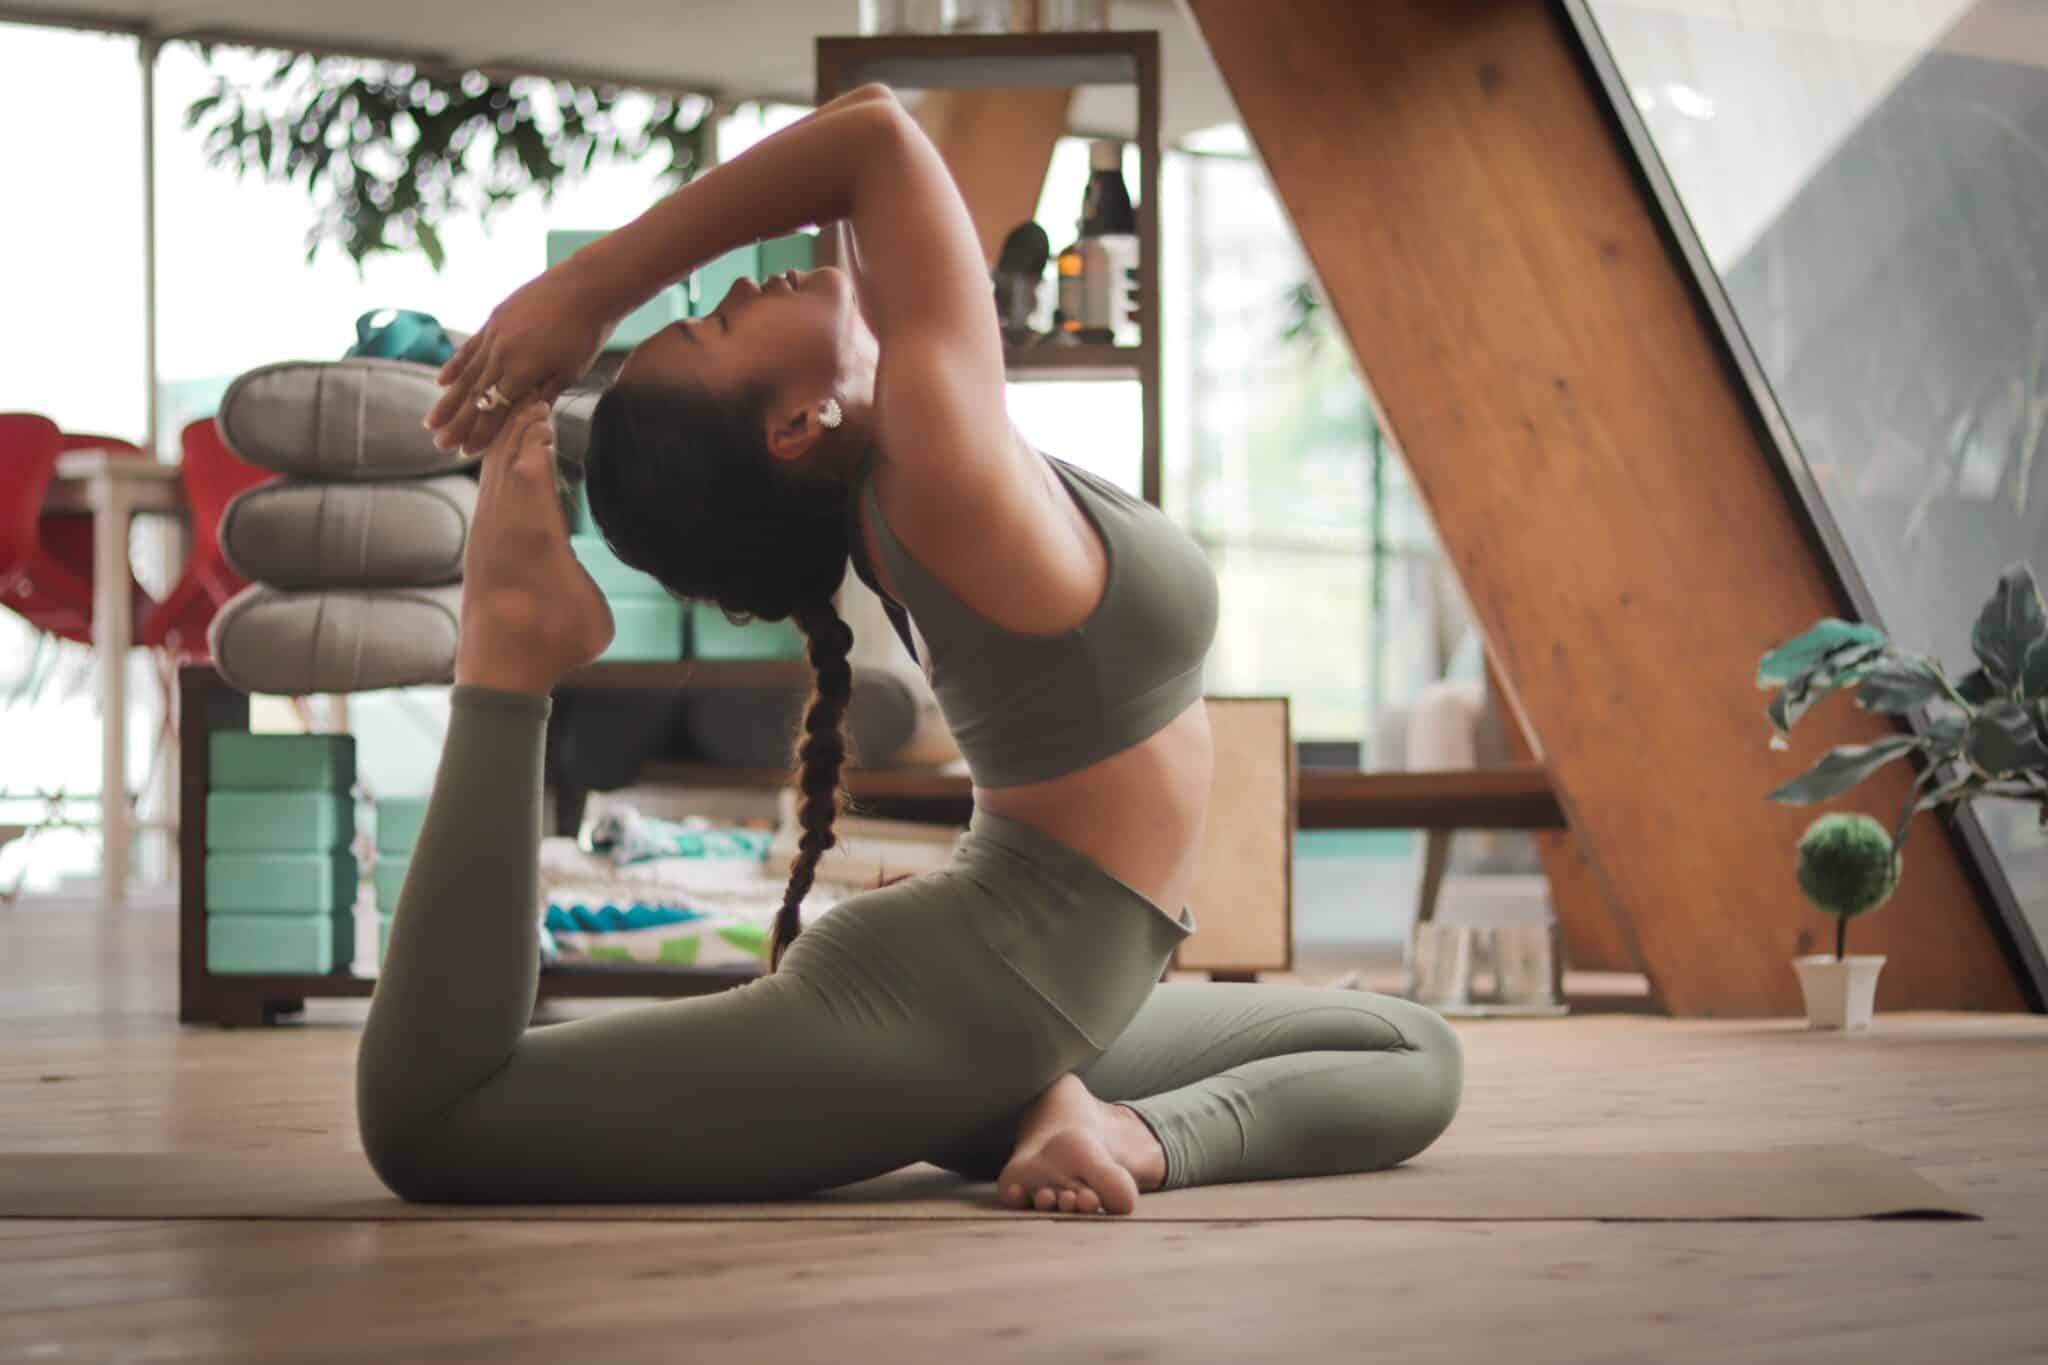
top-left (1388, 1000), bottom-right (1464, 1156)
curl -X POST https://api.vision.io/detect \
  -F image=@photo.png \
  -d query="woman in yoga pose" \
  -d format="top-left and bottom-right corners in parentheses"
top-left (364, 84), bottom-right (1461, 1214)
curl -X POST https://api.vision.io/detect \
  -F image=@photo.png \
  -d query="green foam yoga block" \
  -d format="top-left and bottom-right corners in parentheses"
top-left (757, 231), bottom-right (816, 278)
top-left (207, 913), bottom-right (353, 975)
top-left (375, 797), bottom-right (430, 857)
top-left (691, 244), bottom-right (758, 318)
top-left (548, 230), bottom-right (686, 350)
top-left (598, 599), bottom-right (687, 662)
top-left (372, 856), bottom-right (409, 916)
top-left (209, 732), bottom-right (355, 792)
top-left (205, 792), bottom-right (353, 853)
top-left (378, 914), bottom-right (392, 966)
top-left (571, 536), bottom-right (669, 601)
top-left (206, 852), bottom-right (358, 915)
top-left (689, 604), bottom-right (805, 660)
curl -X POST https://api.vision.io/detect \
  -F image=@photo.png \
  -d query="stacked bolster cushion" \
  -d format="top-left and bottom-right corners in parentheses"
top-left (205, 733), bottom-right (358, 974)
top-left (206, 357), bottom-right (474, 696)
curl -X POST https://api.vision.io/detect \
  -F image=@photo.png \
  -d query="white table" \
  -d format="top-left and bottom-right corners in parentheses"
top-left (43, 450), bottom-right (186, 906)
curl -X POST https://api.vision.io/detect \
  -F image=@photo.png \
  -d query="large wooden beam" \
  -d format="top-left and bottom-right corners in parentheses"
top-left (1489, 656), bottom-right (1644, 978)
top-left (1186, 0), bottom-right (2026, 1015)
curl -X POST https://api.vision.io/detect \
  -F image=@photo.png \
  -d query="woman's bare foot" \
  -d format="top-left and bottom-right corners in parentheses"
top-left (454, 403), bottom-right (615, 696)
top-left (996, 1073), bottom-right (1167, 1216)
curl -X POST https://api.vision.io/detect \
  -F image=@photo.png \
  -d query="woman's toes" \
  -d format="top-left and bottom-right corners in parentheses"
top-left (1076, 1188), bottom-right (1101, 1215)
top-left (1058, 1189), bottom-right (1078, 1213)
top-left (1033, 1187), bottom-right (1058, 1212)
top-left (1004, 1183), bottom-right (1028, 1209)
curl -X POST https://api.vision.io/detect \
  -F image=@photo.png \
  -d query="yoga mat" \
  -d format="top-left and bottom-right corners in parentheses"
top-left (0, 1145), bottom-right (1972, 1223)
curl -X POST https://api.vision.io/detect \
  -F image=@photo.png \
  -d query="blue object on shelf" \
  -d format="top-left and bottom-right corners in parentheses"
top-left (344, 308), bottom-right (456, 366)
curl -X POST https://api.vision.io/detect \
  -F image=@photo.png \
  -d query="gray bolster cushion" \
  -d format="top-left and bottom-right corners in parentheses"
top-left (220, 474), bottom-right (477, 590)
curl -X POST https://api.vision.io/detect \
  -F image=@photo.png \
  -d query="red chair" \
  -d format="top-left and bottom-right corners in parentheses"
top-left (138, 417), bottom-right (275, 659)
top-left (0, 413), bottom-right (157, 644)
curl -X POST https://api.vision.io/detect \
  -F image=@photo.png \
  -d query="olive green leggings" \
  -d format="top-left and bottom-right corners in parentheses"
top-left (357, 688), bottom-right (1464, 1203)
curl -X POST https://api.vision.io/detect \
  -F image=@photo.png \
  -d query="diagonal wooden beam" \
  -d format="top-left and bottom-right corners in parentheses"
top-left (1184, 0), bottom-right (2025, 1015)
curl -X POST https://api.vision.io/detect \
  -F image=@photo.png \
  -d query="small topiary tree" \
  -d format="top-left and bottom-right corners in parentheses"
top-left (1794, 813), bottom-right (1900, 960)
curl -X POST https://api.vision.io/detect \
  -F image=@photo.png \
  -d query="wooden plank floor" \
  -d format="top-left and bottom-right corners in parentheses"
top-left (3, 903), bottom-right (2044, 1364)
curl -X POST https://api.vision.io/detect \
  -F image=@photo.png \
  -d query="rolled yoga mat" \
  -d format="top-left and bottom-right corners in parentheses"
top-left (208, 584), bottom-right (462, 696)
top-left (0, 1146), bottom-right (1973, 1223)
top-left (221, 474), bottom-right (477, 589)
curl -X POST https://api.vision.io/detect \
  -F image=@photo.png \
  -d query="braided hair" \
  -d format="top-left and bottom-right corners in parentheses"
top-left (584, 377), bottom-right (856, 971)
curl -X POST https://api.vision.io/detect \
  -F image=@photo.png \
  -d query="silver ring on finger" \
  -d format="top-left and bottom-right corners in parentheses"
top-left (476, 383), bottom-right (511, 413)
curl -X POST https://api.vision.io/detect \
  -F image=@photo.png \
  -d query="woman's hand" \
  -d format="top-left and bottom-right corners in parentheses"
top-left (426, 261), bottom-right (620, 456)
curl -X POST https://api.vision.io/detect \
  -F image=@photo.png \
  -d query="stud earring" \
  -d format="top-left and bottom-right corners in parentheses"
top-left (818, 398), bottom-right (844, 430)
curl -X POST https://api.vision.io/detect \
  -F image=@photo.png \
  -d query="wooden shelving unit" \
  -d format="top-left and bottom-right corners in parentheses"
top-left (816, 30), bottom-right (1164, 504)
top-left (175, 664), bottom-right (775, 1027)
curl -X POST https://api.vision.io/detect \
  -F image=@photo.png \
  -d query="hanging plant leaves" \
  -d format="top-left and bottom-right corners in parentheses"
top-left (1955, 667), bottom-right (2000, 705)
top-left (1768, 735), bottom-right (1920, 804)
top-left (1925, 708), bottom-right (1970, 755)
top-left (1897, 767), bottom-right (1978, 852)
top-left (184, 44), bottom-right (713, 270)
top-left (1966, 700), bottom-right (2048, 776)
top-left (1756, 619), bottom-right (1888, 688)
top-left (1970, 564), bottom-right (2048, 693)
top-left (1855, 655), bottom-right (1949, 715)
top-left (2021, 637), bottom-right (2048, 702)
top-left (1766, 642), bottom-right (1888, 734)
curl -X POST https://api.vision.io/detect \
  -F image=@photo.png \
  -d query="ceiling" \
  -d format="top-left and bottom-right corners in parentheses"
top-left (0, 0), bottom-right (1241, 142)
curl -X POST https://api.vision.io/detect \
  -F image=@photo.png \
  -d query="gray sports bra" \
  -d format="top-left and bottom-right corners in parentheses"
top-left (846, 451), bottom-right (1218, 789)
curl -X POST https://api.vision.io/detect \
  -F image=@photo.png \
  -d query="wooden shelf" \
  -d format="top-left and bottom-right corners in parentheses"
top-left (819, 29), bottom-right (1162, 504)
top-left (1004, 342), bottom-right (1143, 381)
top-left (817, 31), bottom-right (1146, 90)
top-left (638, 759), bottom-right (1567, 832)
top-left (555, 659), bottom-right (813, 692)
top-left (638, 759), bottom-right (970, 800)
top-left (1297, 765), bottom-right (1566, 831)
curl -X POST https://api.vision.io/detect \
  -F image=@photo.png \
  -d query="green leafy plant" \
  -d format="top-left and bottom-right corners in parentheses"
top-left (184, 46), bottom-right (712, 270)
top-left (1794, 813), bottom-right (1899, 960)
top-left (1759, 563), bottom-right (2048, 864)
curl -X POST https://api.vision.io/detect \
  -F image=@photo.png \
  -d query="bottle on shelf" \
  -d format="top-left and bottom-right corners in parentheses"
top-left (1055, 140), bottom-right (1141, 347)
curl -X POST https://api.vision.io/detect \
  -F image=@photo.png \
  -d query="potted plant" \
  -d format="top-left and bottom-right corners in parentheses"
top-left (1758, 563), bottom-right (2048, 1028)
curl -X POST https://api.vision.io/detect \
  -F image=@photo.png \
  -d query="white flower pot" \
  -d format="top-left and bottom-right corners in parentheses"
top-left (1791, 954), bottom-right (1886, 1030)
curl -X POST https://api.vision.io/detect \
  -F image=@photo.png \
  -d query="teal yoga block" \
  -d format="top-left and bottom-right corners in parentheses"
top-left (548, 230), bottom-right (686, 350)
top-left (209, 732), bottom-right (355, 792)
top-left (757, 231), bottom-right (816, 279)
top-left (205, 852), bottom-right (358, 915)
top-left (373, 856), bottom-right (409, 915)
top-left (690, 603), bottom-right (805, 660)
top-left (205, 792), bottom-right (353, 853)
top-left (572, 535), bottom-right (669, 601)
top-left (207, 913), bottom-right (353, 975)
top-left (376, 797), bottom-right (430, 857)
top-left (378, 914), bottom-right (392, 966)
top-left (692, 244), bottom-right (757, 317)
top-left (598, 599), bottom-right (687, 662)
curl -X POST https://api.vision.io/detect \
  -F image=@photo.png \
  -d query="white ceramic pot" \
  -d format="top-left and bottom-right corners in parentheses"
top-left (1791, 954), bottom-right (1886, 1030)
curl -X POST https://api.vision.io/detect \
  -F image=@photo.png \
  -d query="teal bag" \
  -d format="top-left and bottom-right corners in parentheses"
top-left (345, 309), bottom-right (456, 367)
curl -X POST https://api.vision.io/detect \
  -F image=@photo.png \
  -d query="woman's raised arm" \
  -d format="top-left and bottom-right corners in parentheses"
top-left (428, 84), bottom-right (998, 458)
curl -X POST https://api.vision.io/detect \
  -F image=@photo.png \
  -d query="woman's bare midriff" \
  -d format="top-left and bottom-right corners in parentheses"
top-left (861, 444), bottom-right (1212, 913)
top-left (975, 698), bottom-right (1213, 916)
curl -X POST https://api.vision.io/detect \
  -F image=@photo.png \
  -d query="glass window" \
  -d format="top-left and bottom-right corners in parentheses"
top-left (1582, 1), bottom-right (2047, 933)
